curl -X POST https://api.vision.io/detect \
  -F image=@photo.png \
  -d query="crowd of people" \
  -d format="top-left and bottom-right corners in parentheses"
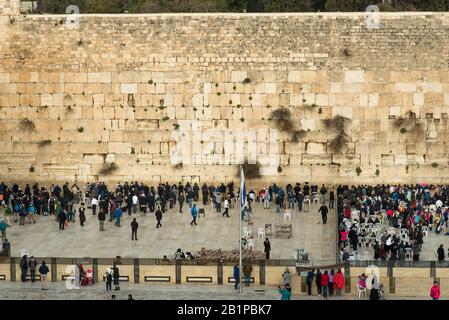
top-left (0, 180), bottom-right (330, 257)
top-left (337, 184), bottom-right (449, 262)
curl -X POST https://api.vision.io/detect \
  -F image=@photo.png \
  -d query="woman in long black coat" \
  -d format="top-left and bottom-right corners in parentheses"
top-left (113, 265), bottom-right (120, 291)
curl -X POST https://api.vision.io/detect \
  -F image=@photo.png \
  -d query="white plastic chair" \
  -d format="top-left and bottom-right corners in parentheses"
top-left (303, 195), bottom-right (311, 205)
top-left (247, 238), bottom-right (255, 251)
top-left (312, 192), bottom-right (319, 204)
top-left (422, 226), bottom-right (429, 237)
top-left (356, 284), bottom-right (367, 299)
top-left (243, 227), bottom-right (252, 238)
top-left (405, 248), bottom-right (413, 261)
top-left (257, 227), bottom-right (265, 239)
top-left (284, 210), bottom-right (292, 221)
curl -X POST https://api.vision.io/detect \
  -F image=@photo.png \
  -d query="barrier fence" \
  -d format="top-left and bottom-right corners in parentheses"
top-left (1, 256), bottom-right (448, 297)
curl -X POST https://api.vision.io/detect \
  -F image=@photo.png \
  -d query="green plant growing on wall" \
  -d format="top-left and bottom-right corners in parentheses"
top-left (131, 147), bottom-right (135, 154)
top-left (271, 108), bottom-right (294, 132)
top-left (277, 165), bottom-right (283, 173)
top-left (217, 92), bottom-right (221, 96)
top-left (292, 130), bottom-right (306, 143)
top-left (162, 116), bottom-right (170, 121)
top-left (400, 127), bottom-right (407, 133)
top-left (431, 162), bottom-right (439, 168)
top-left (148, 80), bottom-right (153, 84)
top-left (328, 131), bottom-right (349, 153)
top-left (242, 77), bottom-right (251, 84)
top-left (173, 123), bottom-right (180, 130)
top-left (38, 140), bottom-right (52, 148)
top-left (240, 117), bottom-right (245, 122)
top-left (406, 165), bottom-right (409, 173)
top-left (99, 162), bottom-right (118, 175)
top-left (322, 115), bottom-right (350, 131)
top-left (236, 160), bottom-right (261, 179)
top-left (375, 168), bottom-right (380, 176)
top-left (356, 166), bottom-right (362, 176)
top-left (29, 166), bottom-right (35, 173)
top-left (322, 115), bottom-right (351, 153)
top-left (19, 118), bottom-right (35, 131)
top-left (271, 107), bottom-right (306, 143)
top-left (77, 126), bottom-right (84, 133)
top-left (65, 105), bottom-right (74, 114)
top-left (173, 163), bottom-right (183, 170)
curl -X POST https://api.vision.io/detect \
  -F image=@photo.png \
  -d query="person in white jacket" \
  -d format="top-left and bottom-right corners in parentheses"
top-left (223, 198), bottom-right (230, 217)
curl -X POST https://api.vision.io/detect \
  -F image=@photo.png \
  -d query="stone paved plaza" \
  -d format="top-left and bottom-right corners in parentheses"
top-left (2, 200), bottom-right (336, 264)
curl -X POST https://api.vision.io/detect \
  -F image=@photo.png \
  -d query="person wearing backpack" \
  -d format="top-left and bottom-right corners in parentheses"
top-left (39, 261), bottom-right (49, 290)
top-left (306, 269), bottom-right (314, 296)
top-left (190, 204), bottom-right (198, 226)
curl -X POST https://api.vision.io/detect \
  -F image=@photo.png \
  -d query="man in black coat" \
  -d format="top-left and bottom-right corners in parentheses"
top-left (131, 218), bottom-right (138, 240)
top-left (59, 209), bottom-right (67, 230)
top-left (318, 204), bottom-right (329, 224)
top-left (20, 255), bottom-right (28, 282)
top-left (155, 209), bottom-right (162, 228)
top-left (79, 203), bottom-right (86, 226)
top-left (98, 209), bottom-right (106, 231)
top-left (263, 238), bottom-right (271, 259)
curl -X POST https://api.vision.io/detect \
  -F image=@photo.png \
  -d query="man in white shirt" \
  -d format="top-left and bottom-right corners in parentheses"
top-left (132, 194), bottom-right (138, 214)
top-left (91, 197), bottom-right (98, 215)
top-left (223, 197), bottom-right (230, 217)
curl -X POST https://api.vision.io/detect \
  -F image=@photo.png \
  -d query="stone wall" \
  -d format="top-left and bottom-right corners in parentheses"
top-left (1, 4), bottom-right (449, 185)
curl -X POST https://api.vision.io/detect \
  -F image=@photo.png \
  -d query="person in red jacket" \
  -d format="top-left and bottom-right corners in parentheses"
top-left (321, 270), bottom-right (330, 299)
top-left (430, 281), bottom-right (441, 300)
top-left (344, 206), bottom-right (351, 219)
top-left (339, 229), bottom-right (349, 248)
top-left (334, 268), bottom-right (345, 296)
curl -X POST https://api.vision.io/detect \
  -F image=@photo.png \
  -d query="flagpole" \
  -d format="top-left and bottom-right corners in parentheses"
top-left (239, 165), bottom-right (243, 294)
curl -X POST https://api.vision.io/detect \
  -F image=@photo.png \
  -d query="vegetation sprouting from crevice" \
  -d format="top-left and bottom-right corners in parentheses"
top-left (236, 160), bottom-right (261, 179)
top-left (271, 107), bottom-right (306, 143)
top-left (19, 118), bottom-right (35, 131)
top-left (99, 162), bottom-right (118, 175)
top-left (322, 115), bottom-right (351, 153)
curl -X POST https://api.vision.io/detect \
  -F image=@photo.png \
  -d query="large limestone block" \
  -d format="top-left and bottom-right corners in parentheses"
top-left (306, 142), bottom-right (325, 155)
top-left (395, 82), bottom-right (416, 92)
top-left (231, 71), bottom-right (247, 83)
top-left (344, 70), bottom-right (365, 83)
top-left (121, 84), bottom-right (138, 94)
top-left (287, 71), bottom-right (301, 83)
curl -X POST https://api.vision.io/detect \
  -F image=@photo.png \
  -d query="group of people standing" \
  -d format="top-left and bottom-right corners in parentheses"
top-left (306, 268), bottom-right (345, 298)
